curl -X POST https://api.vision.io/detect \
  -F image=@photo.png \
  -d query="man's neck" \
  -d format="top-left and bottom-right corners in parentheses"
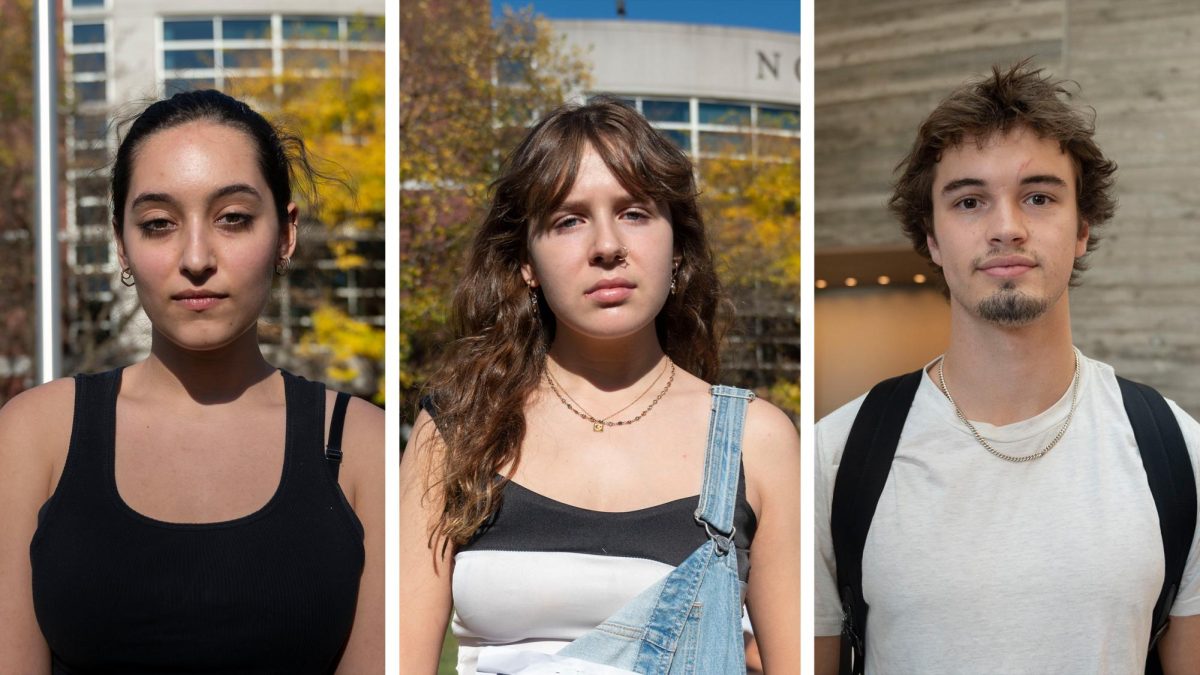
top-left (936, 299), bottom-right (1078, 426)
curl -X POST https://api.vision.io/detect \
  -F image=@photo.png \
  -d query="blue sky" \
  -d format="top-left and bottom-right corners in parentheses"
top-left (491, 0), bottom-right (800, 34)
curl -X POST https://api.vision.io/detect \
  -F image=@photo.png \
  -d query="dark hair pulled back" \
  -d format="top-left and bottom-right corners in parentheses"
top-left (111, 89), bottom-right (315, 236)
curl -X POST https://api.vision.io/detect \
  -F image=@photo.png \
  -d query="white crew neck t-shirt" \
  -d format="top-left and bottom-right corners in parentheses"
top-left (815, 352), bottom-right (1200, 675)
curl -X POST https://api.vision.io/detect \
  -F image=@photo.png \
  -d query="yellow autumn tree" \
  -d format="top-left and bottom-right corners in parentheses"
top-left (700, 141), bottom-right (801, 416)
top-left (229, 18), bottom-right (386, 402)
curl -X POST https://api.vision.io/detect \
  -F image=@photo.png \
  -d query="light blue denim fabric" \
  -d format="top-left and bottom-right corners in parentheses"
top-left (552, 385), bottom-right (755, 674)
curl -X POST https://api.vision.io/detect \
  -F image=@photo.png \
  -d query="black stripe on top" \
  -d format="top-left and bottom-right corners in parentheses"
top-left (461, 474), bottom-right (758, 580)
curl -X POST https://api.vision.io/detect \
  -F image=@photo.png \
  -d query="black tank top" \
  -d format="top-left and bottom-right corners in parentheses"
top-left (30, 369), bottom-right (364, 674)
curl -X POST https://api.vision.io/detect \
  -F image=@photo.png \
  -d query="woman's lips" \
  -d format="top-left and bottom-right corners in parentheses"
top-left (172, 292), bottom-right (226, 311)
top-left (586, 286), bottom-right (634, 303)
top-left (585, 279), bottom-right (636, 304)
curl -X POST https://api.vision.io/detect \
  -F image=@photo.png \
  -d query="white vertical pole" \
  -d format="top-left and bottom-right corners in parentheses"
top-left (34, 0), bottom-right (62, 383)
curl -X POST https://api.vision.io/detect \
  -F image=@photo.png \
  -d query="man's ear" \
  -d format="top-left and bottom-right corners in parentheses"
top-left (927, 229), bottom-right (942, 267)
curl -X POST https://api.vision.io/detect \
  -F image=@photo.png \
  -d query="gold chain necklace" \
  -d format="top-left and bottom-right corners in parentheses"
top-left (936, 350), bottom-right (1080, 463)
top-left (545, 359), bottom-right (675, 432)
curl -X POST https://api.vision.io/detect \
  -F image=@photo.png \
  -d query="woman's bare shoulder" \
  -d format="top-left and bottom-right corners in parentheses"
top-left (0, 377), bottom-right (76, 442)
top-left (740, 392), bottom-right (800, 516)
top-left (0, 378), bottom-right (77, 485)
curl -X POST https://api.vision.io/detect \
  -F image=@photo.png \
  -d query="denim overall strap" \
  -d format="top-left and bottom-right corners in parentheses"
top-left (542, 385), bottom-right (754, 675)
top-left (694, 386), bottom-right (754, 546)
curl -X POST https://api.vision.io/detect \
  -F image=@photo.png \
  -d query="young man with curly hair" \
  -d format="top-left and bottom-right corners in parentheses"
top-left (814, 62), bottom-right (1200, 675)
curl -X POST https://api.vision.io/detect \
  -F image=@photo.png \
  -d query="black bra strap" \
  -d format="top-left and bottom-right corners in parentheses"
top-left (325, 392), bottom-right (351, 480)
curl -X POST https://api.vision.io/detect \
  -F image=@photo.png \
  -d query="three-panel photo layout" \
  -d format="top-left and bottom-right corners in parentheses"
top-left (0, 0), bottom-right (1196, 673)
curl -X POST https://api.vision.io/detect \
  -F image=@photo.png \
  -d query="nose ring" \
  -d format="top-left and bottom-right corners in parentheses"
top-left (616, 246), bottom-right (629, 262)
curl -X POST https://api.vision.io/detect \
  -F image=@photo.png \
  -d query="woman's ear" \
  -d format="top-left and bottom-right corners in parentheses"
top-left (280, 202), bottom-right (299, 260)
top-left (114, 220), bottom-right (129, 269)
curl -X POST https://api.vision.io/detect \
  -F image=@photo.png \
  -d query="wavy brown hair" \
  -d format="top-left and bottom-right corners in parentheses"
top-left (422, 96), bottom-right (729, 549)
top-left (890, 60), bottom-right (1118, 292)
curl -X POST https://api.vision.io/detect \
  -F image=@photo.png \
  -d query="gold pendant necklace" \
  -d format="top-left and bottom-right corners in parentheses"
top-left (545, 359), bottom-right (675, 432)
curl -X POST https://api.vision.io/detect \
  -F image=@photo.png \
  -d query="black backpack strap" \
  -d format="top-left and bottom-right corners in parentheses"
top-left (831, 369), bottom-right (924, 675)
top-left (325, 391), bottom-right (352, 480)
top-left (1117, 377), bottom-right (1197, 674)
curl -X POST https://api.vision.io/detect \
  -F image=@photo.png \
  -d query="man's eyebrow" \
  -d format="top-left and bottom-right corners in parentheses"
top-left (939, 174), bottom-right (1069, 196)
top-left (1020, 174), bottom-right (1068, 187)
top-left (940, 178), bottom-right (985, 195)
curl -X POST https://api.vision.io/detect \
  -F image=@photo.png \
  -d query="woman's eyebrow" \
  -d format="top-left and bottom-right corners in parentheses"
top-left (211, 183), bottom-right (263, 201)
top-left (129, 191), bottom-right (176, 210)
top-left (129, 184), bottom-right (263, 210)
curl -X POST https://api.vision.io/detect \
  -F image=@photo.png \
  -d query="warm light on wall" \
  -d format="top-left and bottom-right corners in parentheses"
top-left (845, 277), bottom-right (858, 287)
top-left (877, 275), bottom-right (890, 285)
top-left (816, 279), bottom-right (828, 289)
top-left (913, 273), bottom-right (927, 284)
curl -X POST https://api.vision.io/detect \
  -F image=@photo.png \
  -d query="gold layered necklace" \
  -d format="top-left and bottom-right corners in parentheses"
top-left (545, 358), bottom-right (675, 432)
top-left (936, 350), bottom-right (1081, 463)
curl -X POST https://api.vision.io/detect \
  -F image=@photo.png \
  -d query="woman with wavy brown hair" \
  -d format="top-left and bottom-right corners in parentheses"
top-left (399, 97), bottom-right (800, 674)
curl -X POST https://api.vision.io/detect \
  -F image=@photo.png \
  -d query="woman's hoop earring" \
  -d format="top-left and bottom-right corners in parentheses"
top-left (120, 268), bottom-right (135, 287)
top-left (275, 257), bottom-right (292, 276)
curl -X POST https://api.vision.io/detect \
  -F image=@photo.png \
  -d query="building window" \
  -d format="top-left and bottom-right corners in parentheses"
top-left (759, 105), bottom-right (799, 131)
top-left (285, 49), bottom-right (340, 70)
top-left (164, 78), bottom-right (216, 94)
top-left (72, 52), bottom-right (106, 73)
top-left (74, 80), bottom-right (106, 104)
top-left (163, 20), bottom-right (214, 41)
top-left (699, 102), bottom-right (751, 126)
top-left (75, 242), bottom-right (110, 266)
top-left (660, 129), bottom-right (691, 151)
top-left (283, 17), bottom-right (340, 40)
top-left (72, 23), bottom-right (105, 44)
top-left (222, 49), bottom-right (272, 69)
top-left (347, 17), bottom-right (384, 42)
top-left (604, 95), bottom-right (798, 161)
top-left (700, 131), bottom-right (751, 155)
top-left (223, 18), bottom-right (271, 40)
top-left (643, 98), bottom-right (690, 123)
top-left (164, 49), bottom-right (215, 70)
top-left (159, 14), bottom-right (383, 94)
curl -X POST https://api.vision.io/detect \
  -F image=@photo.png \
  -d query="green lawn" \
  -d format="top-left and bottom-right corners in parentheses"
top-left (438, 627), bottom-right (458, 675)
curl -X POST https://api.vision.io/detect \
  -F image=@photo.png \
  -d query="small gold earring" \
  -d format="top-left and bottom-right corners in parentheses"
top-left (120, 268), bottom-right (135, 287)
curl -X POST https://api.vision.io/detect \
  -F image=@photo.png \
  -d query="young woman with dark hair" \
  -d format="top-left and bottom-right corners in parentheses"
top-left (399, 97), bottom-right (800, 673)
top-left (0, 90), bottom-right (383, 674)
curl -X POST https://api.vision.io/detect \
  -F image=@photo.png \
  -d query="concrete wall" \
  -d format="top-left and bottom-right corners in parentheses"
top-left (555, 20), bottom-right (801, 105)
top-left (816, 0), bottom-right (1200, 414)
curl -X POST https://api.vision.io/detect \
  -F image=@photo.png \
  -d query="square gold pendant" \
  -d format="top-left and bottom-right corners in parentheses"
top-left (593, 422), bottom-right (605, 432)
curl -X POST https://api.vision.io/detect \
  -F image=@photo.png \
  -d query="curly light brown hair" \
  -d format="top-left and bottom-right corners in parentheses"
top-left (889, 60), bottom-right (1118, 291)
